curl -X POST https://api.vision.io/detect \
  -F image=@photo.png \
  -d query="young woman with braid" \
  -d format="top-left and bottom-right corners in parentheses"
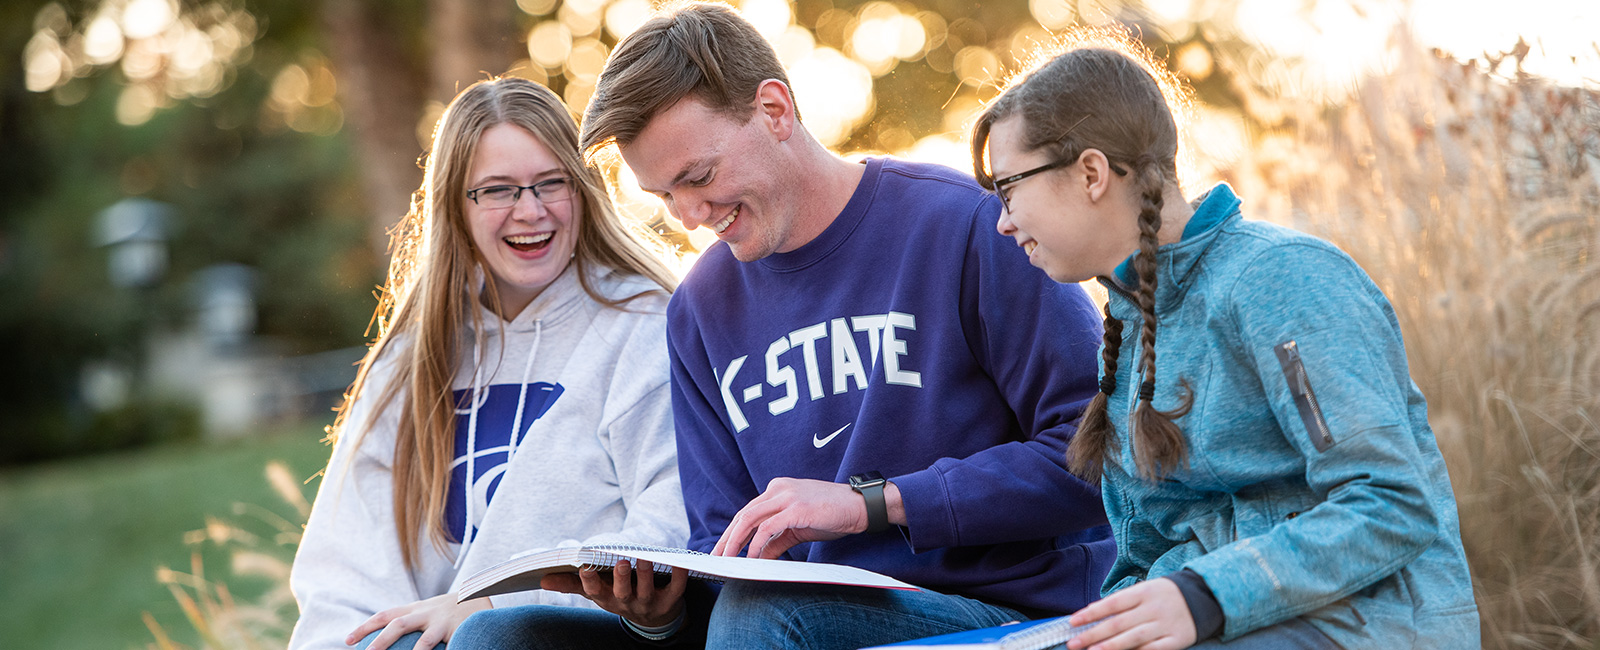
top-left (971, 31), bottom-right (1479, 650)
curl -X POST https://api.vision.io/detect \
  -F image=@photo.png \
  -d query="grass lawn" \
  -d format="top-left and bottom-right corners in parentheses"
top-left (0, 424), bottom-right (331, 649)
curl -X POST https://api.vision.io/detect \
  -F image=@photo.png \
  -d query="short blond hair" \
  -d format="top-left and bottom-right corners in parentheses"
top-left (579, 1), bottom-right (796, 156)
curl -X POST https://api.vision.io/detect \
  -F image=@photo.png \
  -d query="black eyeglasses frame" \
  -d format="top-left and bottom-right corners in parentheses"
top-left (465, 177), bottom-right (574, 207)
top-left (990, 115), bottom-right (1128, 213)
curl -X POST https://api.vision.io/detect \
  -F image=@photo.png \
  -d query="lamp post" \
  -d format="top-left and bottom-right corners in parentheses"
top-left (95, 197), bottom-right (171, 288)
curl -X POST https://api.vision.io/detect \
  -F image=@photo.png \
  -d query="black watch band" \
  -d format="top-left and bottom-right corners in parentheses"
top-left (848, 471), bottom-right (890, 534)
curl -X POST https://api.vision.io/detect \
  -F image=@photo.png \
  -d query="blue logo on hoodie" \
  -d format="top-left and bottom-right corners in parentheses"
top-left (443, 382), bottom-right (564, 541)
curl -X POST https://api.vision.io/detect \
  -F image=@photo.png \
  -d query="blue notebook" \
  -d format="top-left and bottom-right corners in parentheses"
top-left (860, 616), bottom-right (1099, 650)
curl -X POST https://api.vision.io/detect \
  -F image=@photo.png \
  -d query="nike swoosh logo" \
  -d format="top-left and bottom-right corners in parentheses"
top-left (813, 423), bottom-right (852, 449)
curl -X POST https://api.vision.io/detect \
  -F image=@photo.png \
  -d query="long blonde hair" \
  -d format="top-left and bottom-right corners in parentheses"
top-left (330, 77), bottom-right (677, 567)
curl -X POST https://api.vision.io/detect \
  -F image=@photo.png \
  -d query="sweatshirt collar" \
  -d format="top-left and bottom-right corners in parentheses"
top-left (475, 261), bottom-right (588, 334)
top-left (1106, 182), bottom-right (1242, 310)
top-left (758, 157), bottom-right (882, 272)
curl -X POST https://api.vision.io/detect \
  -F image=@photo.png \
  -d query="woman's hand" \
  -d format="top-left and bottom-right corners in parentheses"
top-left (1066, 578), bottom-right (1197, 650)
top-left (346, 593), bottom-right (489, 650)
top-left (541, 560), bottom-right (689, 629)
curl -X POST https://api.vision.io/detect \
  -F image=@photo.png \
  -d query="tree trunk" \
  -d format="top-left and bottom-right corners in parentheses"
top-left (427, 0), bottom-right (520, 103)
top-left (321, 0), bottom-right (428, 250)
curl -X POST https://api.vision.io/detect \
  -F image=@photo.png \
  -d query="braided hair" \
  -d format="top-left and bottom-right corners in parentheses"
top-left (971, 28), bottom-right (1195, 483)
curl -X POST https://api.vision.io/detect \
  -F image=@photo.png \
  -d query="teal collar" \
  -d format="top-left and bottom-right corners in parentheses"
top-left (1107, 182), bottom-right (1242, 307)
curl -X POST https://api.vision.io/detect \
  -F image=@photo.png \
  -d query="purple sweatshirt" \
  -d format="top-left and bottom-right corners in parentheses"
top-left (667, 157), bottom-right (1114, 615)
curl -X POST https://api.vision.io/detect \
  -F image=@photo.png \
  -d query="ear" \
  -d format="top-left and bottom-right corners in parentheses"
top-left (753, 79), bottom-right (797, 142)
top-left (1078, 148), bottom-right (1117, 202)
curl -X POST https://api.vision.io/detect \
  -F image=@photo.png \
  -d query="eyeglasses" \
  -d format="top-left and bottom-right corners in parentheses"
top-left (990, 115), bottom-right (1126, 214)
top-left (466, 177), bottom-right (574, 209)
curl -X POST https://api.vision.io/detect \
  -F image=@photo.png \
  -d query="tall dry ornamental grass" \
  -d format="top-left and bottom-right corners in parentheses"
top-left (143, 461), bottom-right (307, 650)
top-left (1218, 36), bottom-right (1600, 649)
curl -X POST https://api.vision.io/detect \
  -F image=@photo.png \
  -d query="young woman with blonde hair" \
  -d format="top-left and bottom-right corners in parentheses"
top-left (972, 30), bottom-right (1478, 650)
top-left (288, 77), bottom-right (687, 650)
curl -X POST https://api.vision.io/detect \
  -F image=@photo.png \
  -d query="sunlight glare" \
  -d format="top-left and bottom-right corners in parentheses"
top-left (773, 25), bottom-right (816, 66)
top-left (1029, 0), bottom-right (1074, 31)
top-left (790, 47), bottom-right (874, 146)
top-left (84, 14), bottom-right (125, 64)
top-left (604, 0), bottom-right (651, 40)
top-left (122, 0), bottom-right (177, 41)
top-left (740, 0), bottom-right (794, 41)
top-left (901, 134), bottom-right (970, 172)
top-left (1144, 0), bottom-right (1192, 24)
top-left (1410, 0), bottom-right (1599, 86)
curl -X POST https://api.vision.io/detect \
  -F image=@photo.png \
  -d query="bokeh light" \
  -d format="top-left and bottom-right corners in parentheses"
top-left (789, 46), bottom-right (875, 147)
top-left (25, 0), bottom-right (258, 122)
top-left (565, 38), bottom-right (610, 84)
top-left (739, 0), bottom-right (794, 41)
top-left (528, 21), bottom-right (574, 69)
top-left (603, 0), bottom-right (652, 40)
top-left (517, 0), bottom-right (559, 16)
top-left (1235, 0), bottom-right (1390, 96)
top-left (772, 25), bottom-right (817, 66)
top-left (560, 0), bottom-right (605, 36)
top-left (1029, 0), bottom-right (1074, 31)
top-left (121, 0), bottom-right (176, 41)
top-left (953, 46), bottom-right (1001, 88)
top-left (83, 14), bottom-right (124, 64)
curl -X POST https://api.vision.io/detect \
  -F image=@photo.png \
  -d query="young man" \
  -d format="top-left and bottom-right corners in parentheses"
top-left (452, 4), bottom-right (1113, 649)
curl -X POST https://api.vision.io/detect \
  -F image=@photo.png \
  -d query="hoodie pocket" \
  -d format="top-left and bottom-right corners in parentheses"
top-left (1274, 340), bottom-right (1335, 452)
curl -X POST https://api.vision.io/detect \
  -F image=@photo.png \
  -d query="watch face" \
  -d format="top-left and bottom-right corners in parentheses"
top-left (850, 471), bottom-right (885, 488)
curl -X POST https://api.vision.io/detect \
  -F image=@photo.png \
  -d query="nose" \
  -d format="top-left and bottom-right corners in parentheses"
top-left (996, 208), bottom-right (1016, 236)
top-left (672, 196), bottom-right (712, 231)
top-left (510, 190), bottom-right (550, 221)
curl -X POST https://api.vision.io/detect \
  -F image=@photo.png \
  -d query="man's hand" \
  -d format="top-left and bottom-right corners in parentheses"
top-left (345, 593), bottom-right (489, 650)
top-left (1065, 578), bottom-right (1197, 650)
top-left (541, 560), bottom-right (688, 629)
top-left (712, 477), bottom-right (904, 559)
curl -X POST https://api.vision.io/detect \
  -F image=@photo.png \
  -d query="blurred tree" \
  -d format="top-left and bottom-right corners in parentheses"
top-left (320, 0), bottom-right (520, 242)
top-left (0, 0), bottom-right (386, 462)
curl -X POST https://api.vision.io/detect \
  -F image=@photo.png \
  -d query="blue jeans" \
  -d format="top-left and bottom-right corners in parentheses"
top-left (706, 580), bottom-right (1029, 650)
top-left (449, 581), bottom-right (1027, 650)
top-left (353, 630), bottom-right (440, 650)
top-left (449, 583), bottom-right (715, 649)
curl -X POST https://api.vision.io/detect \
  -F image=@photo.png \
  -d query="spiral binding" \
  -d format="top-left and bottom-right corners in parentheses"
top-left (578, 544), bottom-right (722, 583)
top-left (997, 617), bottom-right (1100, 650)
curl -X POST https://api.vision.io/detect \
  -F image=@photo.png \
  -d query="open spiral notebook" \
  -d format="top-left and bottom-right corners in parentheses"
top-left (457, 543), bottom-right (919, 602)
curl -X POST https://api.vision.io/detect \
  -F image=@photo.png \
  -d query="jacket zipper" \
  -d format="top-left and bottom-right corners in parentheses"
top-left (1274, 340), bottom-right (1335, 452)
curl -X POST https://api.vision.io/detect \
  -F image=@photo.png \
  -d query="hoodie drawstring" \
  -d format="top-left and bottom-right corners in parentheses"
top-left (453, 332), bottom-right (488, 570)
top-left (452, 318), bottom-right (543, 570)
top-left (507, 320), bottom-right (543, 458)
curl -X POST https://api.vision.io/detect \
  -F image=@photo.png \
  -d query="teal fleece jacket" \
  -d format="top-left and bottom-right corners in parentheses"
top-left (1096, 184), bottom-right (1479, 648)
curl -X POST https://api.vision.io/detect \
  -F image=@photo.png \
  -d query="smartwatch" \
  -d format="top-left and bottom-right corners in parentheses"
top-left (848, 471), bottom-right (890, 534)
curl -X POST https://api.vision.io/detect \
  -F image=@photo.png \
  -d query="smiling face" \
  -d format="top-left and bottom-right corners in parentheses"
top-left (988, 115), bottom-right (1140, 284)
top-left (619, 96), bottom-right (798, 263)
top-left (464, 122), bottom-right (580, 317)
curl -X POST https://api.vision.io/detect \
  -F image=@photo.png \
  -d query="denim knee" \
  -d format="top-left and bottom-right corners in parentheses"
top-left (450, 607), bottom-right (520, 649)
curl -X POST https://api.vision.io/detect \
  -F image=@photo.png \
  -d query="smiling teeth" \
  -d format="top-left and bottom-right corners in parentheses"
top-left (1023, 241), bottom-right (1037, 255)
top-left (505, 233), bottom-right (552, 244)
top-left (712, 206), bottom-right (740, 234)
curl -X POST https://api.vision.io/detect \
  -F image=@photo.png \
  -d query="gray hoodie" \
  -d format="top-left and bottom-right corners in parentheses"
top-left (288, 264), bottom-right (687, 650)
